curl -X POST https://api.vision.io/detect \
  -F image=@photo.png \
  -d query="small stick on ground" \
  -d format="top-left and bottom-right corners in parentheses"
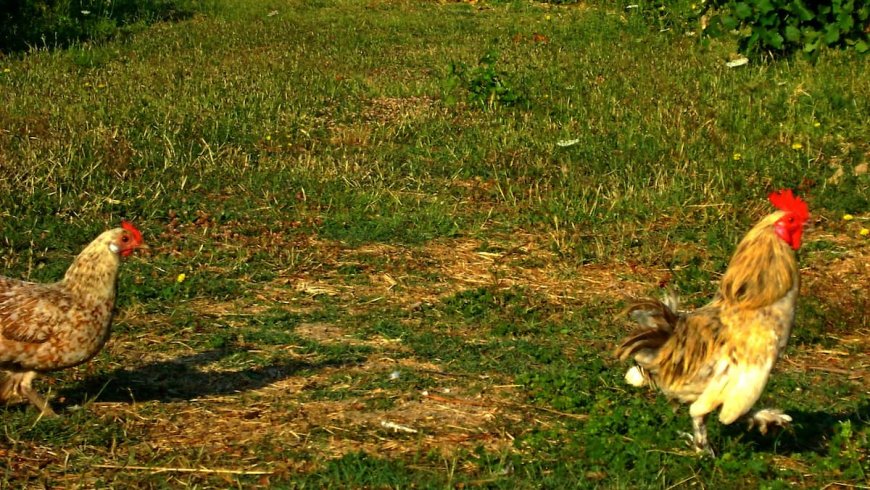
top-left (93, 464), bottom-right (273, 475)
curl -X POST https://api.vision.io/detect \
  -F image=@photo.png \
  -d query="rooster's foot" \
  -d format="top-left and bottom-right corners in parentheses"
top-left (677, 415), bottom-right (715, 457)
top-left (747, 408), bottom-right (791, 435)
top-left (677, 431), bottom-right (715, 457)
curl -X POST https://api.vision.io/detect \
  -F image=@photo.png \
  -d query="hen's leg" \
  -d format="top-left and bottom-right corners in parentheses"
top-left (0, 371), bottom-right (14, 402)
top-left (0, 372), bottom-right (56, 417)
top-left (747, 408), bottom-right (792, 435)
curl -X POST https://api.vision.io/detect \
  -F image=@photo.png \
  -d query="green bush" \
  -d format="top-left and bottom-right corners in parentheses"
top-left (0, 0), bottom-right (206, 53)
top-left (706, 0), bottom-right (869, 56)
top-left (442, 49), bottom-right (528, 110)
top-left (622, 0), bottom-right (868, 57)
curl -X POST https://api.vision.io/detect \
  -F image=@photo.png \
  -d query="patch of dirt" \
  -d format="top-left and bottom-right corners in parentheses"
top-left (90, 354), bottom-right (532, 468)
top-left (292, 321), bottom-right (407, 350)
top-left (803, 232), bottom-right (870, 327)
top-left (277, 234), bottom-right (655, 316)
top-left (361, 96), bottom-right (437, 126)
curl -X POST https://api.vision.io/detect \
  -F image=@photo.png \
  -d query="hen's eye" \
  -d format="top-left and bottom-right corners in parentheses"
top-left (122, 235), bottom-right (130, 243)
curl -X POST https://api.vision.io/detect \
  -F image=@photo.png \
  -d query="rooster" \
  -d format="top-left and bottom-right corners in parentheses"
top-left (616, 189), bottom-right (809, 455)
top-left (0, 221), bottom-right (145, 416)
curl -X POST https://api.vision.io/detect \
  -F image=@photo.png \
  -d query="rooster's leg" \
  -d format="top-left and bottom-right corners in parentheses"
top-left (0, 372), bottom-right (56, 417)
top-left (692, 415), bottom-right (715, 456)
top-left (747, 408), bottom-right (792, 435)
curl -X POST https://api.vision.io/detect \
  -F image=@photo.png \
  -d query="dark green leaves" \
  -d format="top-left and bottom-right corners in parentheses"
top-left (734, 2), bottom-right (753, 19)
top-left (703, 0), bottom-right (870, 57)
top-left (443, 49), bottom-right (528, 110)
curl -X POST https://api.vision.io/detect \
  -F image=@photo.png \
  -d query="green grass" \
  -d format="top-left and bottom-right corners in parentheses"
top-left (0, 0), bottom-right (868, 487)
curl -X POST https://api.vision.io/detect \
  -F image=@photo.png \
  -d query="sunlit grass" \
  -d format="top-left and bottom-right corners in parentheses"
top-left (0, 0), bottom-right (867, 487)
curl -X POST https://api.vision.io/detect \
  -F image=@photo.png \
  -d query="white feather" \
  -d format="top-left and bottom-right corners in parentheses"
top-left (625, 366), bottom-right (646, 387)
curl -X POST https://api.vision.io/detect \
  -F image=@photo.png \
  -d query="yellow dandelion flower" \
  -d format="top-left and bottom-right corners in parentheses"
top-left (2, 68), bottom-right (9, 73)
top-left (842, 214), bottom-right (854, 221)
top-left (545, 14), bottom-right (551, 20)
top-left (265, 134), bottom-right (272, 141)
top-left (791, 142), bottom-right (803, 150)
top-left (860, 228), bottom-right (869, 236)
top-left (732, 153), bottom-right (742, 161)
top-left (176, 273), bottom-right (186, 283)
top-left (813, 122), bottom-right (821, 128)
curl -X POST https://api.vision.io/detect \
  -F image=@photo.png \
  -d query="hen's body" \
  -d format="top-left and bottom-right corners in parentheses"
top-left (0, 225), bottom-right (143, 415)
top-left (617, 209), bottom-right (803, 453)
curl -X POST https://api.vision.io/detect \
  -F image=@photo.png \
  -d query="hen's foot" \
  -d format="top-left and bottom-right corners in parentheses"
top-left (22, 388), bottom-right (57, 418)
top-left (0, 372), bottom-right (57, 417)
top-left (747, 408), bottom-right (791, 435)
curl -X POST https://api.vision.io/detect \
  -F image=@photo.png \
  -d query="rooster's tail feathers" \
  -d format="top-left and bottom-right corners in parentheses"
top-left (615, 296), bottom-right (680, 363)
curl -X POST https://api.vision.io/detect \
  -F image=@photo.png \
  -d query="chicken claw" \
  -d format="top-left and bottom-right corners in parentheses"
top-left (747, 408), bottom-right (792, 435)
top-left (0, 371), bottom-right (57, 417)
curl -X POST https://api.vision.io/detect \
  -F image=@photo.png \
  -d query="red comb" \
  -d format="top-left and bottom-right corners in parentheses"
top-left (768, 189), bottom-right (809, 221)
top-left (121, 221), bottom-right (143, 243)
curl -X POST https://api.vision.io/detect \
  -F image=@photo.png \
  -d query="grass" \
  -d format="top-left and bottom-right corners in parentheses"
top-left (0, 0), bottom-right (868, 487)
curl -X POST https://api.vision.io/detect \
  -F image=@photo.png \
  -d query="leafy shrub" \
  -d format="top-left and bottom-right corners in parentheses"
top-left (0, 0), bottom-right (207, 53)
top-left (621, 0), bottom-right (868, 57)
top-left (442, 49), bottom-right (527, 110)
top-left (706, 0), bottom-right (870, 56)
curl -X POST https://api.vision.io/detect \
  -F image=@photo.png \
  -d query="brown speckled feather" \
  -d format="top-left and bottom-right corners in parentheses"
top-left (0, 229), bottom-right (125, 373)
top-left (0, 278), bottom-right (71, 344)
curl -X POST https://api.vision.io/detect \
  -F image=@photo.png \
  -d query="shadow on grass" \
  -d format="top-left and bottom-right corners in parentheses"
top-left (53, 347), bottom-right (359, 408)
top-left (723, 401), bottom-right (869, 455)
top-left (0, 1), bottom-right (202, 55)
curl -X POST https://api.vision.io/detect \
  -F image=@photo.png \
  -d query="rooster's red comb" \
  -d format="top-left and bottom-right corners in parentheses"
top-left (768, 189), bottom-right (809, 221)
top-left (121, 220), bottom-right (143, 244)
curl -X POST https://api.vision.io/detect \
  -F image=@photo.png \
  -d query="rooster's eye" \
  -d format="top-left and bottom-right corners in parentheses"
top-left (122, 235), bottom-right (130, 243)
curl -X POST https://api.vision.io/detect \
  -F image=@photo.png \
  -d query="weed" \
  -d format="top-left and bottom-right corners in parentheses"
top-left (443, 49), bottom-right (528, 109)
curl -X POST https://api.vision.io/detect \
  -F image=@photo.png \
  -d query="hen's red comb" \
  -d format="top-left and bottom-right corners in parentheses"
top-left (768, 189), bottom-right (809, 221)
top-left (121, 221), bottom-right (143, 244)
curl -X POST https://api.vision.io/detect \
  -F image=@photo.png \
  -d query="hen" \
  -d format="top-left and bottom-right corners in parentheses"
top-left (616, 189), bottom-right (809, 455)
top-left (0, 222), bottom-right (145, 416)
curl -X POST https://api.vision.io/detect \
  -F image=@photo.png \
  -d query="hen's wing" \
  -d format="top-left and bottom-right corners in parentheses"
top-left (0, 276), bottom-right (71, 346)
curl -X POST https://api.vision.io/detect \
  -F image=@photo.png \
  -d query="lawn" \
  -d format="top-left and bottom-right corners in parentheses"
top-left (0, 0), bottom-right (867, 487)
